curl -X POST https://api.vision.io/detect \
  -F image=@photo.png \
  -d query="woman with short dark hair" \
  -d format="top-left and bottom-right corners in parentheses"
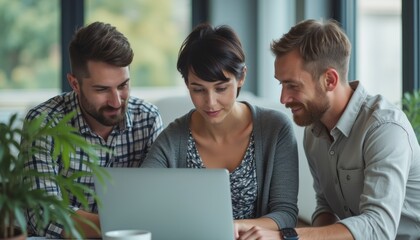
top-left (142, 23), bottom-right (299, 239)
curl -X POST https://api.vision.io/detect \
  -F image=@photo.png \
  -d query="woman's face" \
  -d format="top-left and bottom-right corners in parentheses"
top-left (187, 70), bottom-right (244, 125)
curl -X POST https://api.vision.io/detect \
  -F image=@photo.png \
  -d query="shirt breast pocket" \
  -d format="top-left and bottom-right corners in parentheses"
top-left (338, 168), bottom-right (364, 215)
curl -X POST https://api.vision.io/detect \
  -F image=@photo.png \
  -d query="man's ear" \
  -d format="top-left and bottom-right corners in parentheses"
top-left (323, 68), bottom-right (339, 91)
top-left (67, 73), bottom-right (80, 93)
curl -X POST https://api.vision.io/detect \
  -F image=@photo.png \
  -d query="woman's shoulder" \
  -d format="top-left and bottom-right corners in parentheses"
top-left (246, 102), bottom-right (290, 123)
top-left (164, 110), bottom-right (193, 133)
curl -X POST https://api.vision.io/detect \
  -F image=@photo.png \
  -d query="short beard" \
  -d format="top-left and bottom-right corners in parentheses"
top-left (291, 100), bottom-right (329, 126)
top-left (79, 90), bottom-right (127, 127)
top-left (288, 84), bottom-right (330, 126)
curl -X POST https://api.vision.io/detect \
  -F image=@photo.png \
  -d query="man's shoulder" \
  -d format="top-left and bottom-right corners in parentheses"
top-left (25, 92), bottom-right (76, 121)
top-left (363, 94), bottom-right (407, 124)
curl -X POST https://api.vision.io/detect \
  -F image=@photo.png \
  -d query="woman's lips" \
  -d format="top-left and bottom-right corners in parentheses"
top-left (205, 110), bottom-right (221, 117)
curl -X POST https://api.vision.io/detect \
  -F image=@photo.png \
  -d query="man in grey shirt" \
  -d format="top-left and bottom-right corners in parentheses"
top-left (266, 19), bottom-right (420, 240)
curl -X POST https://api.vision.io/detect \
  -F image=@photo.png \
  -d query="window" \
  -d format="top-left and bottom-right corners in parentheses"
top-left (356, 0), bottom-right (402, 105)
top-left (85, 0), bottom-right (191, 88)
top-left (0, 0), bottom-right (60, 90)
top-left (0, 0), bottom-right (60, 121)
top-left (0, 0), bottom-right (191, 121)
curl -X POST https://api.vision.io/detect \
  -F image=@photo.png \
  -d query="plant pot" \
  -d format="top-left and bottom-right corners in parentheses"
top-left (0, 227), bottom-right (26, 240)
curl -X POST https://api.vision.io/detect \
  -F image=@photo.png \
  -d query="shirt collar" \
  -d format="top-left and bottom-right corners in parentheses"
top-left (335, 81), bottom-right (367, 137)
top-left (310, 81), bottom-right (368, 138)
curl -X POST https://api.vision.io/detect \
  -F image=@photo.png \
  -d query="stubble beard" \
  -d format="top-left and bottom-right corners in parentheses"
top-left (289, 87), bottom-right (330, 127)
top-left (79, 91), bottom-right (127, 127)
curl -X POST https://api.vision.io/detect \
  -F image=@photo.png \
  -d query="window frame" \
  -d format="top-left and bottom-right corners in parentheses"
top-left (60, 0), bottom-right (84, 92)
top-left (331, 0), bottom-right (357, 82)
top-left (402, 0), bottom-right (420, 92)
top-left (61, 0), bottom-right (418, 96)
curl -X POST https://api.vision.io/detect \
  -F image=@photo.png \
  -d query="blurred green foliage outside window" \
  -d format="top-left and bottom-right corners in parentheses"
top-left (86, 0), bottom-right (190, 87)
top-left (0, 0), bottom-right (59, 89)
top-left (0, 0), bottom-right (190, 89)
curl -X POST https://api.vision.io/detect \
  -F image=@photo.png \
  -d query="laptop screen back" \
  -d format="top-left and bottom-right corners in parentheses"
top-left (94, 168), bottom-right (234, 240)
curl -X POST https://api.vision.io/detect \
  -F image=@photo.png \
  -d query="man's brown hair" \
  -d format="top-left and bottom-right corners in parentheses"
top-left (271, 19), bottom-right (351, 82)
top-left (69, 21), bottom-right (134, 80)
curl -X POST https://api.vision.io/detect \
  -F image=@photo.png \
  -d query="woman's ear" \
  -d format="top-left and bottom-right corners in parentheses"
top-left (67, 73), bottom-right (80, 93)
top-left (238, 66), bottom-right (247, 87)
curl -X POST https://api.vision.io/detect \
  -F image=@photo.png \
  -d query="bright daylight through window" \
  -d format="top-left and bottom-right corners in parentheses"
top-left (0, 0), bottom-right (191, 121)
top-left (356, 0), bottom-right (401, 106)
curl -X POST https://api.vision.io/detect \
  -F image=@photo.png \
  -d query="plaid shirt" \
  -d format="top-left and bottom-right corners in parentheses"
top-left (23, 91), bottom-right (163, 238)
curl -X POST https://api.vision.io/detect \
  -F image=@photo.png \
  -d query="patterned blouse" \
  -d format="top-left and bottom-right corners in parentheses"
top-left (186, 132), bottom-right (258, 219)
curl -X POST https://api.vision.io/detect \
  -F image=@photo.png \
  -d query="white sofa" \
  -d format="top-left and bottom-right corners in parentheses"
top-left (151, 92), bottom-right (316, 223)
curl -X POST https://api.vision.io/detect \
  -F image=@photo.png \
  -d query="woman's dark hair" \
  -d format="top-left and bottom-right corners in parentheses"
top-left (69, 21), bottom-right (134, 80)
top-left (177, 23), bottom-right (246, 95)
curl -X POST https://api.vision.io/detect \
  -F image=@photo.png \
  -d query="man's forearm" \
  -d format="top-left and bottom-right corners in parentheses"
top-left (293, 213), bottom-right (354, 240)
top-left (312, 212), bottom-right (339, 226)
top-left (297, 223), bottom-right (354, 240)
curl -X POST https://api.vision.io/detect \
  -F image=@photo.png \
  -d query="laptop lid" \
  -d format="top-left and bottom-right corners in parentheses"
top-left (94, 168), bottom-right (235, 240)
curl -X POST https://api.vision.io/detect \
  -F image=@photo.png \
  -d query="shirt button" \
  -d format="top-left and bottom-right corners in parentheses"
top-left (346, 175), bottom-right (351, 181)
top-left (344, 206), bottom-right (349, 211)
top-left (329, 150), bottom-right (335, 155)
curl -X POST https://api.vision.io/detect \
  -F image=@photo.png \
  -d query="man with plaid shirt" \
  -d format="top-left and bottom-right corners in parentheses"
top-left (23, 21), bottom-right (163, 238)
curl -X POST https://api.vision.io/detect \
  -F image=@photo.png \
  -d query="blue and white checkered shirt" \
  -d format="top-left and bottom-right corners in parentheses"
top-left (24, 91), bottom-right (163, 238)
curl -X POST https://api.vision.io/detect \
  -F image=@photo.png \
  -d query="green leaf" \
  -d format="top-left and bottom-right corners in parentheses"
top-left (402, 89), bottom-right (420, 142)
top-left (13, 208), bottom-right (27, 235)
top-left (1, 110), bottom-right (111, 238)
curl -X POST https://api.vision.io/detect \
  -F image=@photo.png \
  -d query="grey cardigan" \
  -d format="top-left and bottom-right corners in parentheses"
top-left (142, 102), bottom-right (299, 228)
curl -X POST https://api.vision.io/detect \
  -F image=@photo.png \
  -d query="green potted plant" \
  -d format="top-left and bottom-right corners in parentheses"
top-left (402, 89), bottom-right (420, 142)
top-left (0, 112), bottom-right (108, 239)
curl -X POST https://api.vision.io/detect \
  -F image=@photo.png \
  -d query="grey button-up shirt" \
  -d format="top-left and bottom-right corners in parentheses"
top-left (304, 81), bottom-right (420, 240)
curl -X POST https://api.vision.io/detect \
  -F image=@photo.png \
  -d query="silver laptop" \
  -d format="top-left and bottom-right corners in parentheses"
top-left (94, 168), bottom-right (235, 240)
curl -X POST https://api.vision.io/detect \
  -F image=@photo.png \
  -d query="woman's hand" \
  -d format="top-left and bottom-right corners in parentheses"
top-left (235, 225), bottom-right (282, 240)
top-left (234, 220), bottom-right (249, 238)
